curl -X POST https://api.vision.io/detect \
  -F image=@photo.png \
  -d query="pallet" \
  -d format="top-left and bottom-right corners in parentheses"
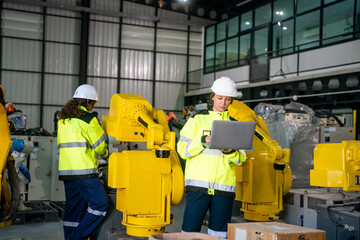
top-left (50, 201), bottom-right (65, 219)
top-left (13, 201), bottom-right (59, 224)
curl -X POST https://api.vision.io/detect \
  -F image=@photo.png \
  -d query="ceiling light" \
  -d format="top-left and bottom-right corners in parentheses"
top-left (245, 21), bottom-right (250, 25)
top-left (282, 26), bottom-right (287, 30)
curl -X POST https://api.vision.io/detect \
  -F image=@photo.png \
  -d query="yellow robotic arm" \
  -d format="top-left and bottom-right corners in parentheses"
top-left (102, 94), bottom-right (184, 237)
top-left (228, 100), bottom-right (292, 221)
top-left (0, 84), bottom-right (19, 227)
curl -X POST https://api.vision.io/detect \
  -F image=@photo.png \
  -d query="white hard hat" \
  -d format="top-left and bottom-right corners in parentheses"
top-left (211, 77), bottom-right (237, 97)
top-left (73, 84), bottom-right (99, 101)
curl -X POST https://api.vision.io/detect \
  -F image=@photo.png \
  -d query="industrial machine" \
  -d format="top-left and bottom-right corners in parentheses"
top-left (228, 100), bottom-right (292, 221)
top-left (0, 84), bottom-right (19, 227)
top-left (102, 94), bottom-right (184, 237)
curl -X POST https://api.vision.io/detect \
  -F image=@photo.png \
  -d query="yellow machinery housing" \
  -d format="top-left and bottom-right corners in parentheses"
top-left (310, 141), bottom-right (360, 191)
top-left (228, 100), bottom-right (292, 221)
top-left (102, 94), bottom-right (184, 237)
top-left (0, 84), bottom-right (18, 227)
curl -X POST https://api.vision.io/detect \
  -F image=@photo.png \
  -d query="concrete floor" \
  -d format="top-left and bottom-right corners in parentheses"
top-left (0, 195), bottom-right (210, 240)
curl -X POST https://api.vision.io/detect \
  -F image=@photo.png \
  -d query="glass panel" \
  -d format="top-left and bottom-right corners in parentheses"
top-left (205, 45), bottom-right (215, 72)
top-left (228, 16), bottom-right (239, 37)
top-left (206, 25), bottom-right (215, 45)
top-left (239, 33), bottom-right (251, 65)
top-left (226, 37), bottom-right (238, 67)
top-left (296, 10), bottom-right (320, 50)
top-left (241, 11), bottom-right (252, 31)
top-left (297, 0), bottom-right (320, 14)
top-left (255, 3), bottom-right (271, 27)
top-left (216, 21), bottom-right (227, 41)
top-left (215, 41), bottom-right (226, 70)
top-left (273, 19), bottom-right (294, 56)
top-left (254, 27), bottom-right (268, 55)
top-left (273, 0), bottom-right (294, 22)
top-left (323, 0), bottom-right (353, 44)
top-left (324, 0), bottom-right (339, 4)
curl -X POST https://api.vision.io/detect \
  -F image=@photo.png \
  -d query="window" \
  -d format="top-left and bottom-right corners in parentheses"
top-left (205, 45), bottom-right (215, 72)
top-left (273, 0), bottom-right (294, 22)
top-left (255, 3), bottom-right (271, 27)
top-left (206, 25), bottom-right (215, 45)
top-left (241, 11), bottom-right (252, 31)
top-left (215, 41), bottom-right (226, 70)
top-left (273, 19), bottom-right (294, 56)
top-left (296, 0), bottom-right (320, 14)
top-left (254, 27), bottom-right (268, 55)
top-left (239, 33), bottom-right (251, 65)
top-left (323, 0), bottom-right (353, 44)
top-left (296, 10), bottom-right (320, 50)
top-left (226, 37), bottom-right (239, 67)
top-left (216, 21), bottom-right (226, 41)
top-left (228, 16), bottom-right (239, 38)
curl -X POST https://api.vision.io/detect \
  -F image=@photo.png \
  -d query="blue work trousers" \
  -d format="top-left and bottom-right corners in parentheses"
top-left (182, 191), bottom-right (234, 238)
top-left (63, 178), bottom-right (109, 240)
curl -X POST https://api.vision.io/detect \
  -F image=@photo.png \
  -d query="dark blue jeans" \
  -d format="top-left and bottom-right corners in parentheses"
top-left (63, 178), bottom-right (109, 240)
top-left (182, 191), bottom-right (234, 237)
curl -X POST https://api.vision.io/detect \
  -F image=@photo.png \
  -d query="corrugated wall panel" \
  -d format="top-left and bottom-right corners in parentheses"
top-left (122, 2), bottom-right (155, 26)
top-left (46, 16), bottom-right (80, 43)
top-left (121, 25), bottom-right (154, 51)
top-left (3, 3), bottom-right (42, 12)
top-left (89, 21), bottom-right (119, 47)
top-left (189, 56), bottom-right (201, 71)
top-left (47, 0), bottom-right (81, 17)
top-left (1, 72), bottom-right (41, 104)
top-left (158, 8), bottom-right (188, 30)
top-left (90, 0), bottom-right (120, 22)
top-left (45, 43), bottom-right (80, 74)
top-left (156, 29), bottom-right (187, 54)
top-left (87, 78), bottom-right (118, 108)
top-left (2, 38), bottom-right (42, 71)
top-left (120, 79), bottom-right (153, 103)
top-left (42, 106), bottom-right (61, 134)
top-left (121, 49), bottom-right (153, 79)
top-left (43, 74), bottom-right (77, 105)
top-left (156, 53), bottom-right (186, 82)
top-left (190, 32), bottom-right (202, 55)
top-left (154, 82), bottom-right (185, 110)
top-left (88, 47), bottom-right (118, 77)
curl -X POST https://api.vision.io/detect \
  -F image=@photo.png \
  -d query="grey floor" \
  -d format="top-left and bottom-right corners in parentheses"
top-left (0, 195), bottom-right (210, 240)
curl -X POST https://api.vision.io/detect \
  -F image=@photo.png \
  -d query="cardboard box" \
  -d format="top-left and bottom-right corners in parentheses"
top-left (228, 222), bottom-right (325, 240)
top-left (149, 232), bottom-right (224, 240)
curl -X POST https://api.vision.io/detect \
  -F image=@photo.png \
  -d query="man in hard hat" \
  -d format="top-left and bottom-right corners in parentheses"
top-left (57, 84), bottom-right (109, 240)
top-left (177, 77), bottom-right (246, 238)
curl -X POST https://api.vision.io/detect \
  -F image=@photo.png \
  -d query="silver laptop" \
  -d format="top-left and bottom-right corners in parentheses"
top-left (209, 120), bottom-right (256, 150)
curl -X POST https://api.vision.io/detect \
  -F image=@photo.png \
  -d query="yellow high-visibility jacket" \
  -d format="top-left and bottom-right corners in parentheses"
top-left (177, 110), bottom-right (246, 197)
top-left (58, 106), bottom-right (108, 181)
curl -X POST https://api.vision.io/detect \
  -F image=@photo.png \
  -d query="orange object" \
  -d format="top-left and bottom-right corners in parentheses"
top-left (5, 103), bottom-right (14, 113)
top-left (165, 112), bottom-right (177, 122)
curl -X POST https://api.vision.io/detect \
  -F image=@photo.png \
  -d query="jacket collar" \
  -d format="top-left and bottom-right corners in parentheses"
top-left (78, 105), bottom-right (88, 112)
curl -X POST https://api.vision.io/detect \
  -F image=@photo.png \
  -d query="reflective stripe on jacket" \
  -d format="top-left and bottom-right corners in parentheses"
top-left (58, 106), bottom-right (109, 181)
top-left (177, 110), bottom-right (246, 196)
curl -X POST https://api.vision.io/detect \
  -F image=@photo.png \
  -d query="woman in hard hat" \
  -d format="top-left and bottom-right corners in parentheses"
top-left (177, 77), bottom-right (246, 238)
top-left (57, 84), bottom-right (109, 240)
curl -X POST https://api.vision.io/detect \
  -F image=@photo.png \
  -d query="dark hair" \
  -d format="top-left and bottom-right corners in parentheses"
top-left (208, 92), bottom-right (234, 105)
top-left (58, 98), bottom-right (95, 121)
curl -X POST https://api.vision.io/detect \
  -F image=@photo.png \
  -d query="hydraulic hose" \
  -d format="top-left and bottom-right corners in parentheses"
top-left (1, 160), bottom-right (20, 222)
